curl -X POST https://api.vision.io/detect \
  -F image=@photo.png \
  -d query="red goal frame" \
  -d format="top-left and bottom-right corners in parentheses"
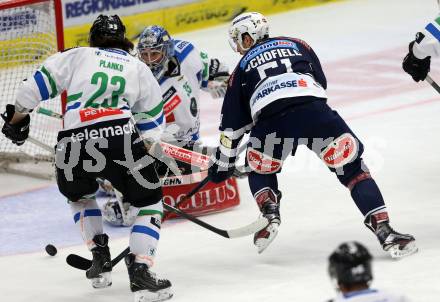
top-left (0, 0), bottom-right (66, 111)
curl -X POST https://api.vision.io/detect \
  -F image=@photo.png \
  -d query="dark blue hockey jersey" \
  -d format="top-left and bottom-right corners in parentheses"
top-left (219, 37), bottom-right (328, 150)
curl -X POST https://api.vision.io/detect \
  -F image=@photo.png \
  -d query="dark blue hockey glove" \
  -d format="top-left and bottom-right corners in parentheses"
top-left (1, 104), bottom-right (30, 146)
top-left (208, 149), bottom-right (235, 184)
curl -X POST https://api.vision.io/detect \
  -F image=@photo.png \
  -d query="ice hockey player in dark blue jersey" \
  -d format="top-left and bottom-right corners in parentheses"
top-left (208, 12), bottom-right (417, 258)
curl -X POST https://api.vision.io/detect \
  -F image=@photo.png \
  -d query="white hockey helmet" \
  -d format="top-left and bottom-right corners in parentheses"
top-left (228, 12), bottom-right (269, 52)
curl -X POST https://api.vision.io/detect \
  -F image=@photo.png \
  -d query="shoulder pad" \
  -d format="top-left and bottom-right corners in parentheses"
top-left (174, 40), bottom-right (194, 63)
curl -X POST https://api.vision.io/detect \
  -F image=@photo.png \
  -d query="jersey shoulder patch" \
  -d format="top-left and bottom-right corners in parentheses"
top-left (174, 39), bottom-right (195, 63)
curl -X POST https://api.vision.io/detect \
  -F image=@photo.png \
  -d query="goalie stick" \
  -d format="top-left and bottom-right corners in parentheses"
top-left (36, 107), bottom-right (249, 177)
top-left (66, 203), bottom-right (269, 271)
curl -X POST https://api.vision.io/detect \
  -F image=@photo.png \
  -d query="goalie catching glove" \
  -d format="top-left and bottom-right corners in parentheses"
top-left (1, 104), bottom-right (30, 146)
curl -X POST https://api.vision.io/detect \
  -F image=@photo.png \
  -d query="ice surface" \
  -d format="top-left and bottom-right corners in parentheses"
top-left (1, 0), bottom-right (440, 301)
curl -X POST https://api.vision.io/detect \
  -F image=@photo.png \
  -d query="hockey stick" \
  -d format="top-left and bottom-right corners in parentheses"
top-left (426, 74), bottom-right (440, 94)
top-left (164, 203), bottom-right (269, 238)
top-left (66, 247), bottom-right (130, 271)
top-left (36, 107), bottom-right (250, 177)
top-left (162, 175), bottom-right (211, 221)
top-left (37, 108), bottom-right (208, 170)
top-left (27, 136), bottom-right (54, 154)
top-left (66, 205), bottom-right (269, 271)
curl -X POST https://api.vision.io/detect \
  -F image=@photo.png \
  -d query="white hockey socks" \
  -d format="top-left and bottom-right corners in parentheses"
top-left (129, 201), bottom-right (163, 267)
top-left (70, 196), bottom-right (104, 250)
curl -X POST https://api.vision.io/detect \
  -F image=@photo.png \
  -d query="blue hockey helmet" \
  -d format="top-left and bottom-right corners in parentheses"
top-left (137, 25), bottom-right (175, 80)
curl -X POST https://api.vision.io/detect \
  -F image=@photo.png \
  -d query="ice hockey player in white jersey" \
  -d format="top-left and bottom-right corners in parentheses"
top-left (402, 1), bottom-right (440, 81)
top-left (136, 25), bottom-right (229, 149)
top-left (99, 25), bottom-right (230, 227)
top-left (1, 15), bottom-right (173, 302)
top-left (327, 241), bottom-right (410, 302)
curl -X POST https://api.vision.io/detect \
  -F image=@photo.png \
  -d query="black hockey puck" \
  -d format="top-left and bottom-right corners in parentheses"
top-left (45, 244), bottom-right (57, 256)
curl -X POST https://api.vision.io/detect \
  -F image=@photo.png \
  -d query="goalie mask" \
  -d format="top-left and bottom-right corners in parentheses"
top-left (89, 14), bottom-right (126, 47)
top-left (228, 12), bottom-right (269, 53)
top-left (328, 241), bottom-right (373, 287)
top-left (137, 25), bottom-right (175, 80)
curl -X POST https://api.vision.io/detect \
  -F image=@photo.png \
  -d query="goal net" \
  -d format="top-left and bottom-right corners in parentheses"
top-left (0, 0), bottom-right (64, 177)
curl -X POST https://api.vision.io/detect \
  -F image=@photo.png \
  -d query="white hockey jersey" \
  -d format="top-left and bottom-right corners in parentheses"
top-left (329, 289), bottom-right (409, 302)
top-left (158, 40), bottom-right (210, 143)
top-left (17, 47), bottom-right (164, 140)
top-left (412, 15), bottom-right (440, 59)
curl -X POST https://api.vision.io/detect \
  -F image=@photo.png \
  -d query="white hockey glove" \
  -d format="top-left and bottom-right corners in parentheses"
top-left (206, 58), bottom-right (230, 99)
top-left (207, 79), bottom-right (228, 99)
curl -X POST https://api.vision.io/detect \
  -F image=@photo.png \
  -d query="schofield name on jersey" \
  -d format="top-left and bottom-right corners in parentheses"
top-left (241, 40), bottom-right (302, 70)
top-left (70, 122), bottom-right (136, 143)
top-left (245, 48), bottom-right (301, 72)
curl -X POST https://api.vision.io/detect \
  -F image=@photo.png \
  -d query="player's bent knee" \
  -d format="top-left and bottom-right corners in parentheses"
top-left (319, 133), bottom-right (360, 169)
top-left (246, 147), bottom-right (283, 174)
top-left (335, 158), bottom-right (371, 189)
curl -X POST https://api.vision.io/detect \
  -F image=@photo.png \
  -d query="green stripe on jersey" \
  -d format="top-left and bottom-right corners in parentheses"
top-left (138, 209), bottom-right (163, 218)
top-left (67, 92), bottom-right (83, 103)
top-left (435, 17), bottom-right (440, 26)
top-left (200, 51), bottom-right (209, 79)
top-left (136, 101), bottom-right (163, 120)
top-left (41, 66), bottom-right (58, 98)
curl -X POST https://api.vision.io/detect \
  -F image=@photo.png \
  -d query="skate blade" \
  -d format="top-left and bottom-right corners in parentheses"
top-left (255, 224), bottom-right (279, 254)
top-left (134, 288), bottom-right (173, 302)
top-left (92, 272), bottom-right (112, 289)
top-left (389, 241), bottom-right (418, 259)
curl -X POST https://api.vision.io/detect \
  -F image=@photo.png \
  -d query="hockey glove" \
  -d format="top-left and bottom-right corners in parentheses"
top-left (208, 148), bottom-right (235, 183)
top-left (207, 58), bottom-right (230, 99)
top-left (208, 58), bottom-right (229, 81)
top-left (1, 104), bottom-right (30, 146)
top-left (402, 41), bottom-right (431, 82)
top-left (207, 80), bottom-right (228, 99)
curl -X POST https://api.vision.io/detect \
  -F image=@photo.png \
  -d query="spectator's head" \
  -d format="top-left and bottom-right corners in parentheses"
top-left (89, 14), bottom-right (134, 52)
top-left (328, 241), bottom-right (373, 293)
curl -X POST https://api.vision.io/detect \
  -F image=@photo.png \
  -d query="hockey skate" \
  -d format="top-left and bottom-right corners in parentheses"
top-left (125, 253), bottom-right (173, 302)
top-left (365, 212), bottom-right (417, 259)
top-left (375, 222), bottom-right (417, 259)
top-left (254, 189), bottom-right (281, 254)
top-left (86, 234), bottom-right (112, 288)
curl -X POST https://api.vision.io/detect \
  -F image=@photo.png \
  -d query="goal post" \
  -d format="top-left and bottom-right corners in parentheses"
top-left (0, 0), bottom-right (64, 177)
